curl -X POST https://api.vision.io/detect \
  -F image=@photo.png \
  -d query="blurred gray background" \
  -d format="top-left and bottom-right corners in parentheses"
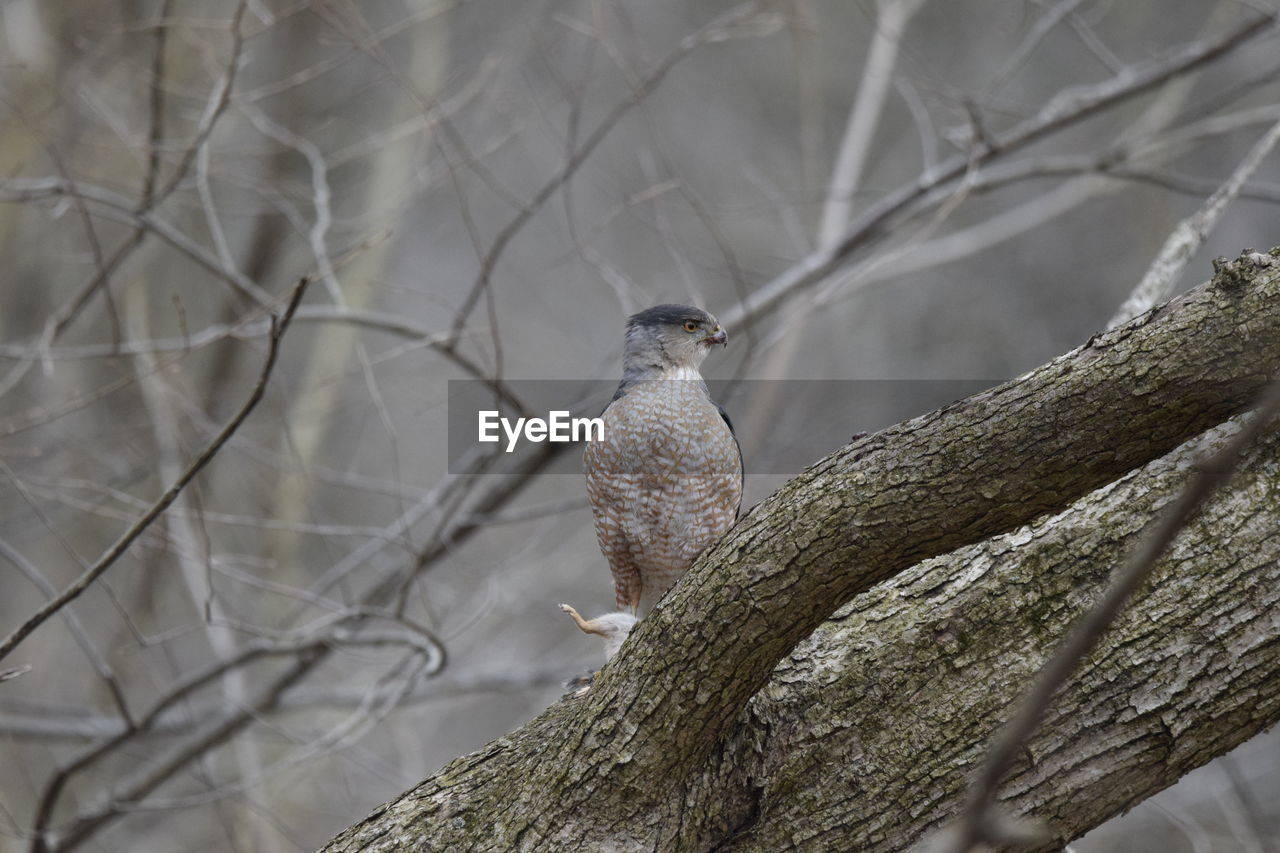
top-left (1, 1), bottom-right (1279, 850)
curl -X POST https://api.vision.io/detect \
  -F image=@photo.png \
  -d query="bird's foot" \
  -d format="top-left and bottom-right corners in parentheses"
top-left (559, 603), bottom-right (638, 661)
top-left (559, 602), bottom-right (593, 633)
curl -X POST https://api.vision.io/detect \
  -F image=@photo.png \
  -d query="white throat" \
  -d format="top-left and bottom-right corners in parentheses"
top-left (662, 364), bottom-right (704, 381)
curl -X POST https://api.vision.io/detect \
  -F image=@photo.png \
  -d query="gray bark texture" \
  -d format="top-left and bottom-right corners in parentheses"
top-left (323, 249), bottom-right (1280, 852)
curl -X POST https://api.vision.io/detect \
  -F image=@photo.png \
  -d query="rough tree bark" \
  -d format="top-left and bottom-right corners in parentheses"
top-left (323, 249), bottom-right (1280, 851)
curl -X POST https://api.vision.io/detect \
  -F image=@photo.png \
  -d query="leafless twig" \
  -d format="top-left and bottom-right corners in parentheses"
top-left (1109, 116), bottom-right (1280, 327)
top-left (719, 12), bottom-right (1276, 333)
top-left (444, 1), bottom-right (783, 345)
top-left (0, 279), bottom-right (309, 665)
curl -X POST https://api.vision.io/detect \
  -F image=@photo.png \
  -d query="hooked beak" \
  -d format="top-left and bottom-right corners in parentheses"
top-left (704, 327), bottom-right (728, 347)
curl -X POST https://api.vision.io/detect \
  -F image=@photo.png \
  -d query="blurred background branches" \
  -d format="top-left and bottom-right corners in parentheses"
top-left (1, 1), bottom-right (1279, 850)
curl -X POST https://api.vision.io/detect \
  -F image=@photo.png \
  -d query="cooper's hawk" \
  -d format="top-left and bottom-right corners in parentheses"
top-left (567, 305), bottom-right (742, 656)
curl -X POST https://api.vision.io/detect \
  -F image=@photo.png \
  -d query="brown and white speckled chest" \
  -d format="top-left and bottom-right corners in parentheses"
top-left (583, 379), bottom-right (742, 615)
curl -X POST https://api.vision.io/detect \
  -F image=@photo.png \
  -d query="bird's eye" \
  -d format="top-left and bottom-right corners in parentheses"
top-left (683, 320), bottom-right (699, 332)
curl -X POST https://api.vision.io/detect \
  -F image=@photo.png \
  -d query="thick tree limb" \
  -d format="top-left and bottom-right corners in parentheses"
top-left (720, 416), bottom-right (1280, 851)
top-left (948, 370), bottom-right (1280, 851)
top-left (323, 250), bottom-right (1280, 851)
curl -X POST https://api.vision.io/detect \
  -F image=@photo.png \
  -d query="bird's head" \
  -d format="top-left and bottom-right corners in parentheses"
top-left (623, 304), bottom-right (727, 378)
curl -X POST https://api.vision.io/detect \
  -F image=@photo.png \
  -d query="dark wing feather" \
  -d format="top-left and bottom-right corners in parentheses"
top-left (716, 401), bottom-right (744, 517)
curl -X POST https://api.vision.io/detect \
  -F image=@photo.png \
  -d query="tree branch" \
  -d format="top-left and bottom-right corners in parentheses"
top-left (323, 249), bottom-right (1280, 850)
top-left (949, 367), bottom-right (1280, 851)
top-left (720, 415), bottom-right (1280, 851)
top-left (719, 11), bottom-right (1276, 333)
top-left (0, 280), bottom-right (310, 665)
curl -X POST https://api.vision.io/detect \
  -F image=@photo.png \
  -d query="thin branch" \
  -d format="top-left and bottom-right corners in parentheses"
top-left (802, 103), bottom-right (1280, 301)
top-left (0, 531), bottom-right (134, 726)
top-left (103, 648), bottom-right (434, 813)
top-left (41, 655), bottom-right (317, 853)
top-left (152, 1), bottom-right (249, 204)
top-left (0, 0), bottom-right (250, 403)
top-left (0, 665), bottom-right (570, 740)
top-left (718, 11), bottom-right (1277, 333)
top-left (0, 308), bottom-right (429, 359)
top-left (27, 607), bottom-right (443, 852)
top-left (0, 176), bottom-right (273, 305)
top-left (1109, 116), bottom-right (1280, 327)
top-left (443, 1), bottom-right (781, 345)
top-left (818, 0), bottom-right (926, 250)
top-left (141, 1), bottom-right (175, 205)
top-left (0, 279), bottom-right (310, 665)
top-left (235, 1), bottom-right (460, 102)
top-left (1064, 4), bottom-right (1125, 73)
top-left (983, 0), bottom-right (1091, 96)
top-left (0, 666), bottom-right (30, 683)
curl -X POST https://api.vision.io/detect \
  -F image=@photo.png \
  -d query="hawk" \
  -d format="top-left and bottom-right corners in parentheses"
top-left (580, 304), bottom-right (743, 625)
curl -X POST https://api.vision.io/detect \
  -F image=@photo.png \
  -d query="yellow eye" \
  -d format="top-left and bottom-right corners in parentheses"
top-left (683, 320), bottom-right (699, 332)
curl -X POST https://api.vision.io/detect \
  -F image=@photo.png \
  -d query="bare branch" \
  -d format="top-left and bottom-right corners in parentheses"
top-left (0, 279), bottom-right (310, 665)
top-left (719, 11), bottom-right (1277, 332)
top-left (983, 0), bottom-right (1092, 95)
top-left (821, 0), bottom-right (927, 248)
top-left (1109, 117), bottom-right (1280, 327)
top-left (0, 177), bottom-right (273, 305)
top-left (444, 1), bottom-right (781, 345)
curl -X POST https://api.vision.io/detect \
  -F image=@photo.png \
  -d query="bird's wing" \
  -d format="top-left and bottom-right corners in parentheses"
top-left (715, 400), bottom-right (745, 517)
